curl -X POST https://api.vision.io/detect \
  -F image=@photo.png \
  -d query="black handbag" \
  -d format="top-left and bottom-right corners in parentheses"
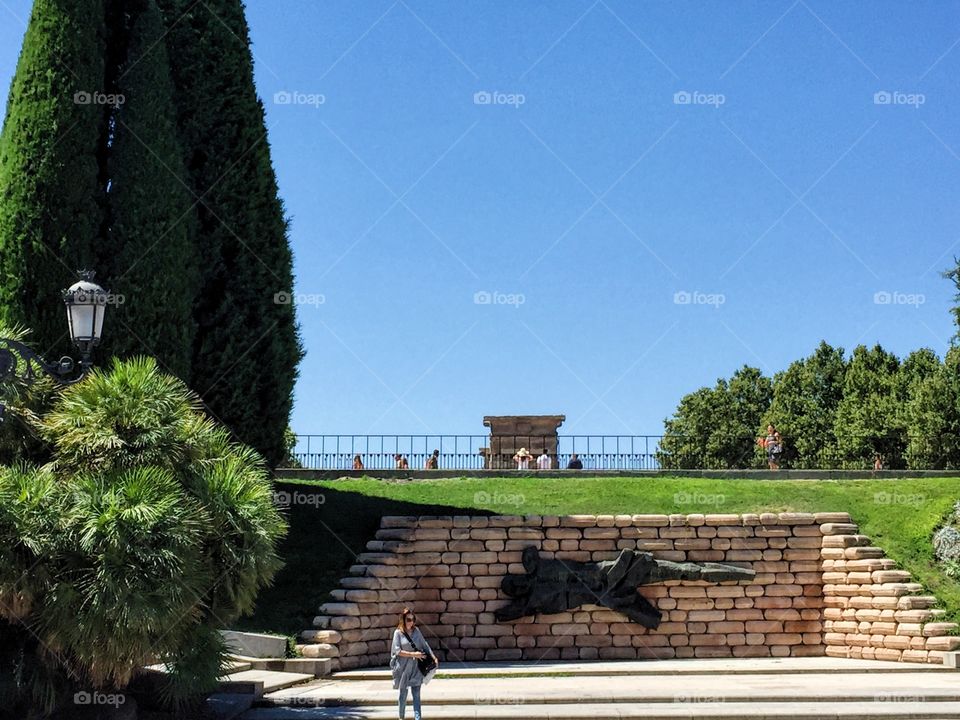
top-left (402, 628), bottom-right (437, 675)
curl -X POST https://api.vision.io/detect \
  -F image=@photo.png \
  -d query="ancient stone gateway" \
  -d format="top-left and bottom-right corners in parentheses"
top-left (301, 513), bottom-right (959, 671)
top-left (479, 415), bottom-right (565, 469)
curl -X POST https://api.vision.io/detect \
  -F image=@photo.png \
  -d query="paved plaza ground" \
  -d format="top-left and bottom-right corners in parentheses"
top-left (239, 657), bottom-right (960, 719)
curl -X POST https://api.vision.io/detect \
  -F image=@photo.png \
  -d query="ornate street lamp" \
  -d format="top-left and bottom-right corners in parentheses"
top-left (0, 270), bottom-right (108, 417)
top-left (62, 271), bottom-right (108, 369)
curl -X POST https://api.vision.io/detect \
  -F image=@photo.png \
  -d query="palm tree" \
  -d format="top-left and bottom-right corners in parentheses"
top-left (1, 356), bottom-right (286, 714)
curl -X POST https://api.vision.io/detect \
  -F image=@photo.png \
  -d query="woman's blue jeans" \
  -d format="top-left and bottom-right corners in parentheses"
top-left (399, 684), bottom-right (421, 720)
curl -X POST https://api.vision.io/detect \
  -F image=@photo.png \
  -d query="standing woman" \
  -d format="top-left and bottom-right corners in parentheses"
top-left (390, 607), bottom-right (439, 720)
top-left (764, 424), bottom-right (783, 470)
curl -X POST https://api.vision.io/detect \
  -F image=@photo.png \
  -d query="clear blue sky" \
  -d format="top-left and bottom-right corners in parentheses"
top-left (2, 1), bottom-right (959, 438)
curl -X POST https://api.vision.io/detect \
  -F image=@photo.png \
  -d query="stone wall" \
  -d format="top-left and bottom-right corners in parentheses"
top-left (820, 522), bottom-right (958, 663)
top-left (299, 513), bottom-right (958, 671)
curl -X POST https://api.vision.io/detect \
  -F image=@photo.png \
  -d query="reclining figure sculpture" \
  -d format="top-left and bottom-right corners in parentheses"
top-left (495, 546), bottom-right (756, 629)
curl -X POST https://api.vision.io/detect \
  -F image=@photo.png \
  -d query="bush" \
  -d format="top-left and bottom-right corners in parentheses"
top-left (934, 526), bottom-right (960, 563)
top-left (0, 356), bottom-right (287, 715)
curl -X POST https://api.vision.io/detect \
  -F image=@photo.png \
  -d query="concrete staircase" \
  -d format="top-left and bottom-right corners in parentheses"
top-left (216, 631), bottom-right (329, 696)
top-left (145, 631), bottom-right (327, 719)
top-left (239, 656), bottom-right (960, 718)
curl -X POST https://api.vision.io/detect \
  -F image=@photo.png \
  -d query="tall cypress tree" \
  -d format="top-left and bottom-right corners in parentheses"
top-left (0, 0), bottom-right (108, 358)
top-left (0, 0), bottom-right (199, 378)
top-left (156, 0), bottom-right (301, 465)
top-left (97, 0), bottom-right (199, 378)
top-left (1, 0), bottom-right (299, 464)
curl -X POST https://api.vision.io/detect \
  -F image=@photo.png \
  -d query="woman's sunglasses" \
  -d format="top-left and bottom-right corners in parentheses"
top-left (405, 616), bottom-right (415, 623)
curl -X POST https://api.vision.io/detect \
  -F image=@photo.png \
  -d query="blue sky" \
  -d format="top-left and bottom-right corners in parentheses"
top-left (2, 1), bottom-right (959, 438)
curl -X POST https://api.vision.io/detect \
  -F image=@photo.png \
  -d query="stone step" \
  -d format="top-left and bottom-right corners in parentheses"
top-left (221, 630), bottom-right (289, 659)
top-left (340, 576), bottom-right (378, 589)
top-left (243, 659), bottom-right (960, 718)
top-left (329, 657), bottom-right (950, 681)
top-left (299, 629), bottom-right (342, 644)
top-left (844, 547), bottom-right (886, 559)
top-left (224, 659), bottom-right (253, 674)
top-left (898, 595), bottom-right (938, 609)
top-left (231, 655), bottom-right (333, 677)
top-left (295, 643), bottom-right (338, 658)
top-left (221, 669), bottom-right (315, 697)
top-left (241, 700), bottom-right (960, 719)
top-left (267, 686), bottom-right (960, 708)
top-left (260, 668), bottom-right (960, 707)
top-left (145, 657), bottom-right (252, 676)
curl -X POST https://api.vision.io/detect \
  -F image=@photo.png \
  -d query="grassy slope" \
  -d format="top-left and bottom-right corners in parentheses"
top-left (238, 476), bottom-right (960, 636)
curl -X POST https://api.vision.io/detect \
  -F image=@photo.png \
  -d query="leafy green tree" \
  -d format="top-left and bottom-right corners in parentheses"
top-left (155, 0), bottom-right (302, 466)
top-left (893, 348), bottom-right (941, 446)
top-left (763, 341), bottom-right (847, 468)
top-left (833, 344), bottom-right (903, 467)
top-left (0, 357), bottom-right (286, 713)
top-left (906, 347), bottom-right (960, 469)
top-left (659, 386), bottom-right (723, 469)
top-left (0, 0), bottom-right (107, 359)
top-left (728, 365), bottom-right (774, 465)
top-left (945, 258), bottom-right (960, 344)
top-left (659, 365), bottom-right (771, 469)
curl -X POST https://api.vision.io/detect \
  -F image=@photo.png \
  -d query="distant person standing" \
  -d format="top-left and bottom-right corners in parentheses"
top-left (513, 447), bottom-right (532, 470)
top-left (536, 450), bottom-right (551, 470)
top-left (567, 453), bottom-right (583, 470)
top-left (759, 424), bottom-right (782, 470)
top-left (425, 449), bottom-right (439, 470)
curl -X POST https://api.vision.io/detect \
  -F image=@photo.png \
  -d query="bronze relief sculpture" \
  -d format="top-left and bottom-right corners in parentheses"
top-left (495, 546), bottom-right (756, 629)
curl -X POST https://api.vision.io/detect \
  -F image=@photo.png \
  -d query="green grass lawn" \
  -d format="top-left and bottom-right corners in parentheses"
top-left (238, 476), bottom-right (960, 637)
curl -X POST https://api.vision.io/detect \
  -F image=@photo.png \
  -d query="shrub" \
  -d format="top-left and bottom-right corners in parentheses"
top-left (0, 356), bottom-right (286, 714)
top-left (934, 526), bottom-right (960, 563)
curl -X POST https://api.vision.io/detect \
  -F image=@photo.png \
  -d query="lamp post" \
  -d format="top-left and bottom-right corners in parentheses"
top-left (0, 270), bottom-right (108, 417)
